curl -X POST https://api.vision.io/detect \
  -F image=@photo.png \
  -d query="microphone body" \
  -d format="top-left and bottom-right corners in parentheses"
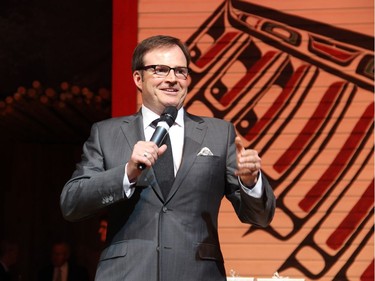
top-left (138, 106), bottom-right (177, 170)
top-left (149, 121), bottom-right (170, 146)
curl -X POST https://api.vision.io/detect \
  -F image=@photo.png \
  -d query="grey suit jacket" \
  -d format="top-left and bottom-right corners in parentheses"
top-left (60, 111), bottom-right (275, 281)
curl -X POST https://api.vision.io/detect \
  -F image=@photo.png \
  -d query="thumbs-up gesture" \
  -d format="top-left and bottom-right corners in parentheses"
top-left (235, 136), bottom-right (261, 187)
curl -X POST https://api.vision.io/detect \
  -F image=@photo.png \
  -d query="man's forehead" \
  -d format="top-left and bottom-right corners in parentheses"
top-left (143, 46), bottom-right (187, 65)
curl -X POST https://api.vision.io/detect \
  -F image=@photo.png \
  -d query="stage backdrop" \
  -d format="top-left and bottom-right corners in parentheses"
top-left (113, 0), bottom-right (374, 280)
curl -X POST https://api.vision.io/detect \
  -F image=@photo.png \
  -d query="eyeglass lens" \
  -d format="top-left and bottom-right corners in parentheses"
top-left (146, 65), bottom-right (188, 79)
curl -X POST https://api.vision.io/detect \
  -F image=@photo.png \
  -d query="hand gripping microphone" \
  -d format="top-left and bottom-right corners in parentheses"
top-left (138, 106), bottom-right (178, 170)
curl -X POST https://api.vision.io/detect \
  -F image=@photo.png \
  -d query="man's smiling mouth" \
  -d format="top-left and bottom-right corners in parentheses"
top-left (161, 88), bottom-right (178, 93)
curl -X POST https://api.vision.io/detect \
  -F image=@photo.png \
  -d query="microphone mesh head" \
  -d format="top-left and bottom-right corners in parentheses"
top-left (161, 106), bottom-right (178, 127)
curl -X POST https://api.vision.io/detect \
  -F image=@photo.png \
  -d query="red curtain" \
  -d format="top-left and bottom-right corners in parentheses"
top-left (112, 0), bottom-right (138, 117)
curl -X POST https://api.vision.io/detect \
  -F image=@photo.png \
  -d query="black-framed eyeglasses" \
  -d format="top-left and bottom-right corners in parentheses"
top-left (138, 65), bottom-right (189, 80)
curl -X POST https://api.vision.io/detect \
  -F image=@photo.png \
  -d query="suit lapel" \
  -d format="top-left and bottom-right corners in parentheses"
top-left (166, 113), bottom-right (207, 200)
top-left (120, 112), bottom-right (156, 189)
top-left (120, 111), bottom-right (144, 148)
top-left (126, 112), bottom-right (165, 198)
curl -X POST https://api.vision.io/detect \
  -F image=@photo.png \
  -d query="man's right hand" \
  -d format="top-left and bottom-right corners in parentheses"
top-left (127, 140), bottom-right (167, 181)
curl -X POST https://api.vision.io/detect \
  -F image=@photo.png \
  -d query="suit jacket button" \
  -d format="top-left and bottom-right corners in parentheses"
top-left (162, 207), bottom-right (168, 213)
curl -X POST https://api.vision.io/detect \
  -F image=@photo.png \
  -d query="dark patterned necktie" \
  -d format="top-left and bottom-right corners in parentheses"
top-left (152, 119), bottom-right (175, 199)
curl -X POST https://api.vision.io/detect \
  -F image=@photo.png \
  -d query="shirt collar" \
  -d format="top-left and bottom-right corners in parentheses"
top-left (141, 105), bottom-right (184, 129)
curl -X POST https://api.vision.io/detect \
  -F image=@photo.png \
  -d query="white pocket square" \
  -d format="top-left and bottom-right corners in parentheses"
top-left (197, 147), bottom-right (214, 156)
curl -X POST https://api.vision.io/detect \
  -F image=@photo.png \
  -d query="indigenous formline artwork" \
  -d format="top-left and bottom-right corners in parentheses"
top-left (183, 1), bottom-right (374, 280)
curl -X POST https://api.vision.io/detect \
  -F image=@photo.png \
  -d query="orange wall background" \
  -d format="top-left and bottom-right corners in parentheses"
top-left (114, 0), bottom-right (374, 280)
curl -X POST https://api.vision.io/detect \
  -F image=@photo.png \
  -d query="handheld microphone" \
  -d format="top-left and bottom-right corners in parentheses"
top-left (138, 106), bottom-right (178, 170)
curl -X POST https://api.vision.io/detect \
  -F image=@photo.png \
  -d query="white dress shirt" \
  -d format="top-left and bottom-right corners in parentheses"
top-left (123, 105), bottom-right (263, 198)
top-left (142, 105), bottom-right (184, 175)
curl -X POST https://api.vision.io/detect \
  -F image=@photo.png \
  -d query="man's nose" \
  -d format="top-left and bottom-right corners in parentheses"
top-left (165, 69), bottom-right (177, 81)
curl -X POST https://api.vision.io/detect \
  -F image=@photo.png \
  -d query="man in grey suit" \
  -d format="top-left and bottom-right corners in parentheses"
top-left (60, 35), bottom-right (276, 281)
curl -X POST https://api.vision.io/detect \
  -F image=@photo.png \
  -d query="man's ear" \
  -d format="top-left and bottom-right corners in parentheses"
top-left (133, 70), bottom-right (143, 91)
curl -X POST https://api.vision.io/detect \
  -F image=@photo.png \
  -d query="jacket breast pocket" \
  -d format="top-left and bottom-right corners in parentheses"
top-left (194, 155), bottom-right (221, 165)
top-left (192, 155), bottom-right (225, 187)
top-left (194, 155), bottom-right (222, 173)
top-left (100, 240), bottom-right (128, 261)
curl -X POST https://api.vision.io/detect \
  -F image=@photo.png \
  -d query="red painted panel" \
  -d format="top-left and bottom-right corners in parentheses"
top-left (112, 0), bottom-right (138, 117)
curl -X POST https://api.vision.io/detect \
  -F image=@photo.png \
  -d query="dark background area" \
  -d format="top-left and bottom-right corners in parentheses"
top-left (0, 0), bottom-right (112, 100)
top-left (0, 0), bottom-right (112, 280)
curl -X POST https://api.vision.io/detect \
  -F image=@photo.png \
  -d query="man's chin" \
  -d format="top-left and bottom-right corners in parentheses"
top-left (162, 100), bottom-right (180, 109)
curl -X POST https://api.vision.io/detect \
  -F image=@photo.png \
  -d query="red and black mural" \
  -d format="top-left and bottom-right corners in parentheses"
top-left (178, 1), bottom-right (374, 280)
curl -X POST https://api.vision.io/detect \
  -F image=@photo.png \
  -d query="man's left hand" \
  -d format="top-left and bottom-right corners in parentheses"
top-left (235, 136), bottom-right (261, 187)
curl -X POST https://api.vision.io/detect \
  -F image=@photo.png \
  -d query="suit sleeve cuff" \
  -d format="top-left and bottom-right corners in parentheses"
top-left (123, 163), bottom-right (136, 198)
top-left (238, 171), bottom-right (263, 198)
